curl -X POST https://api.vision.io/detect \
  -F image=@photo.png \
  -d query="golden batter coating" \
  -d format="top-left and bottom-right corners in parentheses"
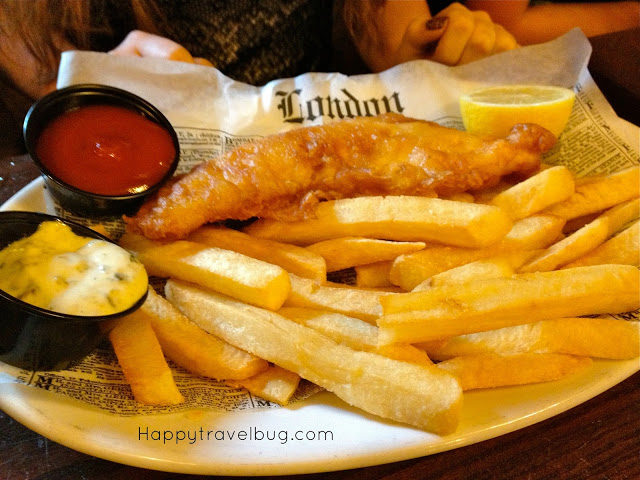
top-left (125, 113), bottom-right (556, 239)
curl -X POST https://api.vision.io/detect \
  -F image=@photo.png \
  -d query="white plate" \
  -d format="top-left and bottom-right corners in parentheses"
top-left (1, 178), bottom-right (639, 476)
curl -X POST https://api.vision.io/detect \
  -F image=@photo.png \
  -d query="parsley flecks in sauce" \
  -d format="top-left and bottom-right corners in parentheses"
top-left (0, 221), bottom-right (147, 315)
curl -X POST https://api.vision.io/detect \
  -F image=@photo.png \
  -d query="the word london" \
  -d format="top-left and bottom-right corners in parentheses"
top-left (276, 88), bottom-right (405, 123)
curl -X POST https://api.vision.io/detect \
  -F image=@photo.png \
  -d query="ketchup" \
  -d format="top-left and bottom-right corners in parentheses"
top-left (35, 104), bottom-right (176, 196)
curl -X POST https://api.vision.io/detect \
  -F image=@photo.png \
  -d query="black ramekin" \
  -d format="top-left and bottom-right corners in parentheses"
top-left (23, 84), bottom-right (180, 217)
top-left (0, 211), bottom-right (148, 371)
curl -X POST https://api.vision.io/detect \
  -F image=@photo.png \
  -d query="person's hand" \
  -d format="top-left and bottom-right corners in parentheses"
top-left (367, 1), bottom-right (518, 71)
top-left (421, 3), bottom-right (519, 65)
top-left (109, 30), bottom-right (213, 66)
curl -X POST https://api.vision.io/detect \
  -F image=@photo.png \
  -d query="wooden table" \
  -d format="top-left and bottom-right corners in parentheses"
top-left (2, 28), bottom-right (639, 480)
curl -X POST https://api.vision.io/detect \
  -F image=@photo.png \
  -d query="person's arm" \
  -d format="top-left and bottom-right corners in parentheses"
top-left (109, 30), bottom-right (213, 66)
top-left (467, 0), bottom-right (640, 45)
top-left (341, 0), bottom-right (518, 72)
top-left (1, 29), bottom-right (210, 102)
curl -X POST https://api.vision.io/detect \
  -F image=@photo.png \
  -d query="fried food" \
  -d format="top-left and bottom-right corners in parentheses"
top-left (355, 261), bottom-right (394, 288)
top-left (563, 220), bottom-right (640, 268)
top-left (412, 256), bottom-right (517, 291)
top-left (278, 306), bottom-right (433, 366)
top-left (421, 317), bottom-right (640, 361)
top-left (187, 225), bottom-right (327, 283)
top-left (305, 237), bottom-right (426, 272)
top-left (165, 279), bottom-right (463, 434)
top-left (120, 234), bottom-right (291, 310)
top-left (543, 166), bottom-right (639, 220)
top-left (519, 216), bottom-right (610, 272)
top-left (284, 274), bottom-right (386, 323)
top-left (378, 264), bottom-right (640, 344)
top-left (489, 165), bottom-right (575, 220)
top-left (437, 353), bottom-right (592, 390)
top-left (244, 195), bottom-right (514, 248)
top-left (104, 310), bottom-right (184, 405)
top-left (140, 288), bottom-right (269, 380)
top-left (125, 113), bottom-right (555, 239)
top-left (228, 365), bottom-right (301, 406)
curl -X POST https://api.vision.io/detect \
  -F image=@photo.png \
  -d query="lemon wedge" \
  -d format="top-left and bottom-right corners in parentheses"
top-left (459, 85), bottom-right (575, 138)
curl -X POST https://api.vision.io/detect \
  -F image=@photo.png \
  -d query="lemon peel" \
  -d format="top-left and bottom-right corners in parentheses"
top-left (460, 85), bottom-right (575, 138)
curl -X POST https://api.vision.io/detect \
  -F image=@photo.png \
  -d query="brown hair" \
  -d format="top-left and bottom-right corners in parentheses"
top-left (0, 0), bottom-right (160, 83)
top-left (339, 0), bottom-right (387, 63)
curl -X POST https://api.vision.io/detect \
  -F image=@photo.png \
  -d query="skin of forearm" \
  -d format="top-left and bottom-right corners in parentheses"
top-left (468, 1), bottom-right (640, 45)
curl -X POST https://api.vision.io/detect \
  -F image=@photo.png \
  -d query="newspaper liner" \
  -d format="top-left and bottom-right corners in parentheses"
top-left (0, 29), bottom-right (637, 417)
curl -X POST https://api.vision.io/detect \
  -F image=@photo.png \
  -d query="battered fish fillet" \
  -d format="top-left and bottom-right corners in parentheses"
top-left (125, 113), bottom-right (556, 239)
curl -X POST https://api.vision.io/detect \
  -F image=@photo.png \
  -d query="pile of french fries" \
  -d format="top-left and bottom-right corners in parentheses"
top-left (108, 164), bottom-right (639, 435)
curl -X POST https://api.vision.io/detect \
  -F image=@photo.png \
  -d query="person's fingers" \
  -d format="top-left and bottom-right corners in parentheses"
top-left (410, 15), bottom-right (449, 50)
top-left (428, 4), bottom-right (519, 65)
top-left (396, 14), bottom-right (449, 62)
top-left (109, 30), bottom-right (200, 64)
top-left (194, 57), bottom-right (214, 67)
top-left (492, 24), bottom-right (520, 53)
top-left (430, 3), bottom-right (475, 65)
top-left (458, 10), bottom-right (496, 64)
top-left (166, 46), bottom-right (196, 63)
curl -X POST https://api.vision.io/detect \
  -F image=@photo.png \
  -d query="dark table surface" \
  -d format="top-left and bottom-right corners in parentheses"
top-left (1, 27), bottom-right (639, 480)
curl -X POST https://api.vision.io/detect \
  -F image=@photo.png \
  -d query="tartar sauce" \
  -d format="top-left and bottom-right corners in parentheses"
top-left (0, 221), bottom-right (148, 316)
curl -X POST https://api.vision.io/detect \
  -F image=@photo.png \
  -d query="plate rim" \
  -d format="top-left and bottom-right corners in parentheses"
top-left (1, 177), bottom-right (638, 476)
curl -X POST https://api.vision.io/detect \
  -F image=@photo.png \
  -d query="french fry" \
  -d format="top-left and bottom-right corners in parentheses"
top-left (244, 195), bottom-right (513, 248)
top-left (119, 159), bottom-right (638, 426)
top-left (599, 197), bottom-right (640, 235)
top-left (120, 236), bottom-right (291, 310)
top-left (187, 225), bottom-right (327, 284)
top-left (355, 261), bottom-right (395, 288)
top-left (378, 265), bottom-right (640, 344)
top-left (562, 212), bottom-right (600, 234)
top-left (563, 220), bottom-right (640, 267)
top-left (390, 247), bottom-right (538, 291)
top-left (390, 247), bottom-right (496, 291)
top-left (499, 214), bottom-right (567, 250)
top-left (284, 274), bottom-right (387, 323)
top-left (473, 178), bottom-right (519, 204)
top-left (104, 311), bottom-right (184, 405)
top-left (140, 288), bottom-right (269, 379)
top-left (490, 165), bottom-right (575, 220)
top-left (421, 317), bottom-right (640, 360)
top-left (412, 256), bottom-right (516, 291)
top-left (280, 307), bottom-right (380, 349)
top-left (442, 192), bottom-right (475, 203)
top-left (388, 214), bottom-right (564, 290)
top-left (89, 224), bottom-right (112, 239)
top-left (374, 343), bottom-right (435, 365)
top-left (119, 231), bottom-right (165, 252)
top-left (326, 280), bottom-right (405, 293)
top-left (279, 307), bottom-right (432, 365)
top-left (229, 365), bottom-right (301, 406)
top-left (543, 166), bottom-right (640, 220)
top-left (165, 279), bottom-right (463, 434)
top-left (524, 193), bottom-right (638, 271)
top-left (306, 237), bottom-right (426, 272)
top-left (539, 317), bottom-right (640, 359)
top-left (437, 353), bottom-right (592, 390)
top-left (519, 216), bottom-right (610, 272)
